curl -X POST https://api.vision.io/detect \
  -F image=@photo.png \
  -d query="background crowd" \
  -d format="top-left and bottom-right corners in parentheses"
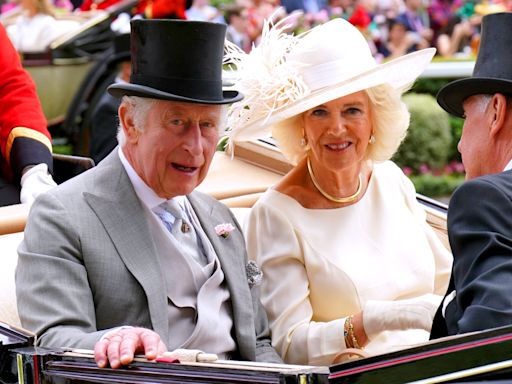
top-left (0, 0), bottom-right (510, 58)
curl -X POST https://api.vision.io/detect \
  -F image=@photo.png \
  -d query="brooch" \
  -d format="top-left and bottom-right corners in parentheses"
top-left (246, 260), bottom-right (263, 288)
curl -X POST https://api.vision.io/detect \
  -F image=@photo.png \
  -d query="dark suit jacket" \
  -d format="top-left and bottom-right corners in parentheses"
top-left (89, 92), bottom-right (120, 165)
top-left (431, 170), bottom-right (512, 339)
top-left (16, 150), bottom-right (281, 363)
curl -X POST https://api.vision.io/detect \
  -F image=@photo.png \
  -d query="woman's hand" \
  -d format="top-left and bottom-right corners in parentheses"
top-left (362, 294), bottom-right (441, 341)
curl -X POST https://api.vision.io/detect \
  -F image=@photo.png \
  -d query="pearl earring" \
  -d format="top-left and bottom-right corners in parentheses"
top-left (300, 136), bottom-right (307, 147)
top-left (369, 135), bottom-right (376, 144)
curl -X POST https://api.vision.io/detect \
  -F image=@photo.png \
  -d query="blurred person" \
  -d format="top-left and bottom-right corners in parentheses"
top-left (134, 0), bottom-right (188, 19)
top-left (6, 0), bottom-right (58, 52)
top-left (243, 0), bottom-right (283, 45)
top-left (89, 32), bottom-right (130, 164)
top-left (0, 24), bottom-right (56, 206)
top-left (431, 12), bottom-right (512, 338)
top-left (396, 0), bottom-right (433, 49)
top-left (79, 0), bottom-right (123, 11)
top-left (227, 16), bottom-right (451, 365)
top-left (16, 19), bottom-right (281, 368)
top-left (328, 0), bottom-right (355, 18)
top-left (348, 0), bottom-right (374, 31)
top-left (224, 5), bottom-right (251, 53)
top-left (186, 0), bottom-right (224, 22)
top-left (429, 0), bottom-right (482, 58)
top-left (377, 17), bottom-right (420, 58)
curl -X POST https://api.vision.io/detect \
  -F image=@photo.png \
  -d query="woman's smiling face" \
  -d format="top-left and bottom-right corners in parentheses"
top-left (302, 90), bottom-right (373, 173)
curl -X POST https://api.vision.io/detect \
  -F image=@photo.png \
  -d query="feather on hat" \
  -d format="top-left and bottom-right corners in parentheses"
top-left (226, 14), bottom-right (435, 143)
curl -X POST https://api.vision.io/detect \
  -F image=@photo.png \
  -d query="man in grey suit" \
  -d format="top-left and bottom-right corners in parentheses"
top-left (16, 19), bottom-right (281, 368)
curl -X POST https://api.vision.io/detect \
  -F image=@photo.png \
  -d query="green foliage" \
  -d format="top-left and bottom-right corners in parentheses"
top-left (409, 173), bottom-right (464, 197)
top-left (410, 78), bottom-right (452, 98)
top-left (210, 0), bottom-right (234, 11)
top-left (52, 144), bottom-right (73, 155)
top-left (217, 135), bottom-right (229, 151)
top-left (393, 93), bottom-right (452, 173)
top-left (448, 115), bottom-right (464, 162)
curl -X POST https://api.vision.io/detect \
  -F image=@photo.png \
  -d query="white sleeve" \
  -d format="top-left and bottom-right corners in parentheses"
top-left (244, 201), bottom-right (347, 366)
top-left (398, 167), bottom-right (452, 296)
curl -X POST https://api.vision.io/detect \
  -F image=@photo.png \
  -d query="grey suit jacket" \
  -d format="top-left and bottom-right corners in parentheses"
top-left (16, 150), bottom-right (281, 363)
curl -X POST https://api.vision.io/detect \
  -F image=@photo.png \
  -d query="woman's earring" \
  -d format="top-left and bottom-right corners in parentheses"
top-left (300, 136), bottom-right (308, 147)
top-left (369, 134), bottom-right (376, 145)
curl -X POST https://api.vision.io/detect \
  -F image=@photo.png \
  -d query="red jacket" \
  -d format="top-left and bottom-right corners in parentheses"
top-left (136, 0), bottom-right (187, 20)
top-left (0, 24), bottom-right (52, 182)
top-left (80, 0), bottom-right (124, 11)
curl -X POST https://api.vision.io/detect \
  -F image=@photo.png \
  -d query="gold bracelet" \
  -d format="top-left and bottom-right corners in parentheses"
top-left (347, 315), bottom-right (361, 349)
top-left (343, 317), bottom-right (352, 348)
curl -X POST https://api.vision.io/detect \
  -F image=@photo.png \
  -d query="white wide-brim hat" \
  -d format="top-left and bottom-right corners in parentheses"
top-left (226, 15), bottom-right (435, 143)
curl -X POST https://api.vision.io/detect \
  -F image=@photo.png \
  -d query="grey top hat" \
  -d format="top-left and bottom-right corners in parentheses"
top-left (108, 19), bottom-right (243, 105)
top-left (437, 12), bottom-right (512, 118)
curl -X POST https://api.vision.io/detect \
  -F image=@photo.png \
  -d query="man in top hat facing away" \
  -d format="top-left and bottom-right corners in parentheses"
top-left (16, 19), bottom-right (281, 368)
top-left (430, 12), bottom-right (512, 339)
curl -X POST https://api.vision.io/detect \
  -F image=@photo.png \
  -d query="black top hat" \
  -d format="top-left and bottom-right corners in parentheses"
top-left (108, 19), bottom-right (242, 104)
top-left (113, 32), bottom-right (130, 58)
top-left (437, 12), bottom-right (512, 118)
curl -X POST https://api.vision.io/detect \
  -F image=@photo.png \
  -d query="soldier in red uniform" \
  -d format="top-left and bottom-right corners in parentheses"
top-left (0, 24), bottom-right (56, 206)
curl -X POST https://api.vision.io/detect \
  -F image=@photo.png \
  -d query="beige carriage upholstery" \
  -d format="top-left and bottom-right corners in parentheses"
top-left (0, 148), bottom-right (450, 328)
top-left (0, 232), bottom-right (23, 328)
top-left (0, 203), bottom-right (30, 236)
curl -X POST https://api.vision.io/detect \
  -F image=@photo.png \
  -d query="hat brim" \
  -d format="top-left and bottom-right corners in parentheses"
top-left (107, 83), bottom-right (243, 105)
top-left (437, 77), bottom-right (512, 118)
top-left (229, 48), bottom-right (435, 142)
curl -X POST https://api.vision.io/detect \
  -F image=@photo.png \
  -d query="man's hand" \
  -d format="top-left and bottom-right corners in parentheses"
top-left (94, 327), bottom-right (167, 368)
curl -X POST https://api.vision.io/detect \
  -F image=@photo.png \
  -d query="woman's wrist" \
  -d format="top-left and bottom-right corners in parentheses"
top-left (344, 312), bottom-right (368, 349)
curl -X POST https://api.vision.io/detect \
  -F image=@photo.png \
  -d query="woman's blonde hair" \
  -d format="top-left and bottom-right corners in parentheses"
top-left (26, 0), bottom-right (55, 16)
top-left (272, 83), bottom-right (411, 165)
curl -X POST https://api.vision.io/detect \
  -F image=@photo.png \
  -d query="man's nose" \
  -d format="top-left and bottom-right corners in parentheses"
top-left (183, 124), bottom-right (203, 155)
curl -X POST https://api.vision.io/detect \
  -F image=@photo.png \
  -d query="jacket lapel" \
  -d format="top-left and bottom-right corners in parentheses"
top-left (188, 192), bottom-right (255, 356)
top-left (83, 152), bottom-right (169, 342)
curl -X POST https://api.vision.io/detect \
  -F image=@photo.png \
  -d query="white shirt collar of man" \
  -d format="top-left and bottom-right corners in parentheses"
top-left (504, 158), bottom-right (512, 172)
top-left (117, 148), bottom-right (186, 212)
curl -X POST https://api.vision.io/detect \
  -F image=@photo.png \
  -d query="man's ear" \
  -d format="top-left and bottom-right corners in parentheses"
top-left (118, 102), bottom-right (140, 143)
top-left (489, 93), bottom-right (509, 139)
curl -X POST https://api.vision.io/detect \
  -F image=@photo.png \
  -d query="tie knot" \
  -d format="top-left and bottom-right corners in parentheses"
top-left (155, 199), bottom-right (192, 234)
top-left (162, 199), bottom-right (183, 220)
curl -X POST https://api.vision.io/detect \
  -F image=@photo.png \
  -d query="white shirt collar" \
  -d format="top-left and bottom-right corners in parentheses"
top-left (118, 147), bottom-right (186, 211)
top-left (504, 158), bottom-right (512, 172)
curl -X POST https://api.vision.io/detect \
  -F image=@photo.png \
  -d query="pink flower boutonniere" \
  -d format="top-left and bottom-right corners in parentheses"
top-left (215, 223), bottom-right (235, 238)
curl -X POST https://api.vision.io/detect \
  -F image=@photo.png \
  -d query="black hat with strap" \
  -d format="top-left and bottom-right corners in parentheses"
top-left (437, 12), bottom-right (512, 118)
top-left (108, 19), bottom-right (242, 105)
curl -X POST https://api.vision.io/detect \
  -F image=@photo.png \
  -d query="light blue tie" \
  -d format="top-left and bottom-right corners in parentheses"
top-left (155, 200), bottom-right (206, 265)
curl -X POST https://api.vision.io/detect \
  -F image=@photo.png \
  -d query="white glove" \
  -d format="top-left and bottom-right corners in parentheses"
top-left (20, 163), bottom-right (57, 204)
top-left (363, 293), bottom-right (441, 341)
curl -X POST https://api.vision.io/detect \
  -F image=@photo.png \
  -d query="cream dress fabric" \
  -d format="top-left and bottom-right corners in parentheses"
top-left (245, 161), bottom-right (452, 366)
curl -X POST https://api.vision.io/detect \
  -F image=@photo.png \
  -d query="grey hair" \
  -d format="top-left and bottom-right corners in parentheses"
top-left (117, 96), bottom-right (228, 145)
top-left (474, 94), bottom-right (492, 113)
top-left (117, 96), bottom-right (156, 146)
top-left (272, 84), bottom-right (411, 165)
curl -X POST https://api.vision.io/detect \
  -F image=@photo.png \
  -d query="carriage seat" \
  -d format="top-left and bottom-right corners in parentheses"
top-left (0, 232), bottom-right (23, 328)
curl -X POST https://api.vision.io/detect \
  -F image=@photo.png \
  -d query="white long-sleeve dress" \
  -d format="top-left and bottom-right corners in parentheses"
top-left (245, 161), bottom-right (452, 365)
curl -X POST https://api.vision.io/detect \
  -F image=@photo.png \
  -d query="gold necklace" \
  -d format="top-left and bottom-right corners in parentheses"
top-left (307, 156), bottom-right (363, 204)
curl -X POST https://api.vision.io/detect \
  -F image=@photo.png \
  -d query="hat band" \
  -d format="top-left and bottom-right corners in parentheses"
top-left (131, 74), bottom-right (223, 101)
top-left (301, 57), bottom-right (377, 91)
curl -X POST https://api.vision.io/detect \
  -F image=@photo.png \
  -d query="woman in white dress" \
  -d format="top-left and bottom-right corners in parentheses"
top-left (7, 0), bottom-right (75, 53)
top-left (226, 16), bottom-right (452, 366)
